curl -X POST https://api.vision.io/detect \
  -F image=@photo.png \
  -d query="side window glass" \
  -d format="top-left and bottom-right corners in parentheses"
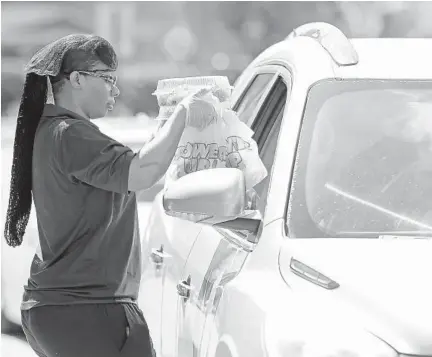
top-left (253, 78), bottom-right (288, 215)
top-left (233, 73), bottom-right (276, 125)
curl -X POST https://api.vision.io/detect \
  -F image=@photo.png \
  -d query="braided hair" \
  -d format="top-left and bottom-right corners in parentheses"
top-left (4, 73), bottom-right (48, 247)
top-left (4, 34), bottom-right (118, 247)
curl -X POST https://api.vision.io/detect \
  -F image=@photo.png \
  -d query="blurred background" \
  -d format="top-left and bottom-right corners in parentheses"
top-left (3, 1), bottom-right (432, 120)
top-left (2, 1), bottom-right (432, 355)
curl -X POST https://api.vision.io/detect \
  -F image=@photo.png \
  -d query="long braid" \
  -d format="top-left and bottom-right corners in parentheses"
top-left (4, 73), bottom-right (47, 247)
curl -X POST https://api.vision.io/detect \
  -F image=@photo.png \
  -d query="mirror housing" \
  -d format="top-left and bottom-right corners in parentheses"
top-left (163, 168), bottom-right (246, 218)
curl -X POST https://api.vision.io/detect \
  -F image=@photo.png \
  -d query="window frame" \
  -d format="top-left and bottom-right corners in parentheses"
top-left (232, 65), bottom-right (293, 218)
top-left (252, 78), bottom-right (288, 215)
top-left (232, 67), bottom-right (279, 128)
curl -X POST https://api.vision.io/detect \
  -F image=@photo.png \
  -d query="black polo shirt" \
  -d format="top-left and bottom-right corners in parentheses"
top-left (22, 104), bottom-right (141, 309)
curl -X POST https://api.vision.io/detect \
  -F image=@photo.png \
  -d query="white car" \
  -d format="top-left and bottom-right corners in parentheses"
top-left (1, 117), bottom-right (162, 331)
top-left (139, 23), bottom-right (432, 357)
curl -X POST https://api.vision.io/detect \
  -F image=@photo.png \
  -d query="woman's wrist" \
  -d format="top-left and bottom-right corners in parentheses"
top-left (172, 104), bottom-right (187, 129)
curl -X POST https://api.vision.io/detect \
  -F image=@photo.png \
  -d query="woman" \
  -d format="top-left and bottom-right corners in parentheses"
top-left (4, 33), bottom-right (212, 357)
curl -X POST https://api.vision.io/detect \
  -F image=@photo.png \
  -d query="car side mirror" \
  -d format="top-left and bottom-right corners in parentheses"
top-left (163, 168), bottom-right (261, 234)
top-left (163, 168), bottom-right (246, 217)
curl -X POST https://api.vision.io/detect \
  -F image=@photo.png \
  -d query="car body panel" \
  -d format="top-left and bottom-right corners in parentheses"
top-left (336, 38), bottom-right (432, 80)
top-left (141, 63), bottom-right (289, 356)
top-left (138, 192), bottom-right (204, 357)
top-left (177, 226), bottom-right (252, 357)
top-left (141, 30), bottom-right (432, 357)
top-left (204, 219), bottom-right (432, 357)
top-left (278, 238), bottom-right (432, 355)
top-left (205, 219), bottom-right (286, 357)
top-left (235, 37), bottom-right (432, 228)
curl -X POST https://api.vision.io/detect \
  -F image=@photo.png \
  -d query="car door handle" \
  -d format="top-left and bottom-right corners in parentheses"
top-left (177, 275), bottom-right (192, 300)
top-left (150, 244), bottom-right (172, 265)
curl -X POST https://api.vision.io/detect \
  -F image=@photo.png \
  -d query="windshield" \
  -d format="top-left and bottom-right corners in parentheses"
top-left (287, 79), bottom-right (432, 238)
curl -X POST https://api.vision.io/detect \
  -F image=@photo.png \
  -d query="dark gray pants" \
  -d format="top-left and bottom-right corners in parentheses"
top-left (21, 303), bottom-right (156, 357)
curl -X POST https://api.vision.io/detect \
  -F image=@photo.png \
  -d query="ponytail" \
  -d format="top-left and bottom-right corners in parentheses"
top-left (4, 73), bottom-right (47, 247)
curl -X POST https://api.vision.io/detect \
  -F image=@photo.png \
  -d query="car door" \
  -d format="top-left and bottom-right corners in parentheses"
top-left (175, 67), bottom-right (291, 357)
top-left (155, 69), bottom-right (278, 357)
top-left (138, 178), bottom-right (204, 357)
top-left (151, 69), bottom-right (277, 357)
top-left (140, 215), bottom-right (204, 357)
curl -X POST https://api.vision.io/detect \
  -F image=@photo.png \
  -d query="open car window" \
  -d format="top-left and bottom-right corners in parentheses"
top-left (233, 72), bottom-right (277, 126)
top-left (234, 71), bottom-right (291, 216)
top-left (252, 77), bottom-right (288, 214)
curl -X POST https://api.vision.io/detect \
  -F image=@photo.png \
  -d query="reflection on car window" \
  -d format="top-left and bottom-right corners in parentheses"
top-left (234, 73), bottom-right (275, 124)
top-left (287, 80), bottom-right (432, 238)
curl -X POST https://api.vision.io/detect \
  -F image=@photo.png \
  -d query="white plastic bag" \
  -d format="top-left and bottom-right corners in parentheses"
top-left (165, 106), bottom-right (268, 191)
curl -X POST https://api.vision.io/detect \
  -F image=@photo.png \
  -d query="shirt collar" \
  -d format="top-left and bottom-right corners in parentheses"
top-left (42, 104), bottom-right (98, 128)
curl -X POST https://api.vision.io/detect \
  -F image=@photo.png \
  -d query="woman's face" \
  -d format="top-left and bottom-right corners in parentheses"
top-left (79, 63), bottom-right (120, 119)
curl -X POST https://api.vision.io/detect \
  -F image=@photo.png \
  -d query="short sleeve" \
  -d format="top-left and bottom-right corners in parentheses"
top-left (54, 120), bottom-right (136, 193)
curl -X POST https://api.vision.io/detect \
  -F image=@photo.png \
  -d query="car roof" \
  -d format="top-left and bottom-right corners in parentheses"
top-left (336, 38), bottom-right (432, 80)
top-left (249, 37), bottom-right (432, 81)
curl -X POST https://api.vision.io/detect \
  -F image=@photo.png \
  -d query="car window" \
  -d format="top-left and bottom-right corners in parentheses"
top-left (287, 79), bottom-right (432, 238)
top-left (234, 73), bottom-right (276, 125)
top-left (252, 77), bottom-right (288, 215)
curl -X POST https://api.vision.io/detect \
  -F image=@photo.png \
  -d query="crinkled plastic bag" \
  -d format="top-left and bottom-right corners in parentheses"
top-left (165, 105), bottom-right (268, 191)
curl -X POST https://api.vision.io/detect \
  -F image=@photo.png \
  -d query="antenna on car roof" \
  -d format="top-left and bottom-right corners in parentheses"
top-left (287, 22), bottom-right (359, 67)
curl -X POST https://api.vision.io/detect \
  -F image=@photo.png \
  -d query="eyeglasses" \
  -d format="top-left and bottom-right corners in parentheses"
top-left (78, 70), bottom-right (117, 86)
top-left (64, 70), bottom-right (117, 87)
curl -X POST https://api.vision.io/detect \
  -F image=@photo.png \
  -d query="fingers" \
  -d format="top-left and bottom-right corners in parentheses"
top-left (212, 87), bottom-right (230, 102)
top-left (181, 86), bottom-right (222, 130)
top-left (186, 107), bottom-right (216, 130)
